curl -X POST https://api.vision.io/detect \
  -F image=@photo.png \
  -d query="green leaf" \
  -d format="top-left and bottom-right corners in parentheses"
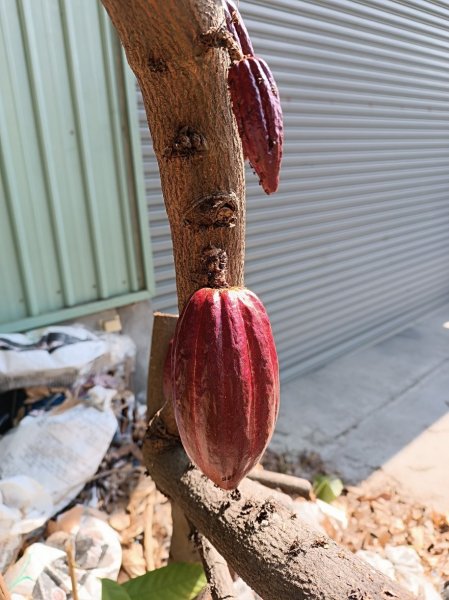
top-left (122, 563), bottom-right (206, 600)
top-left (102, 579), bottom-right (132, 600)
top-left (313, 475), bottom-right (344, 503)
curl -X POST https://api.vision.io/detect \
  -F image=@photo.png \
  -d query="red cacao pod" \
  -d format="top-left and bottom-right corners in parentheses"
top-left (224, 0), bottom-right (255, 57)
top-left (172, 287), bottom-right (279, 490)
top-left (228, 56), bottom-right (283, 194)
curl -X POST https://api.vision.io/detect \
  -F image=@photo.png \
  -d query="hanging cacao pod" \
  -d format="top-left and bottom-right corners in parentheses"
top-left (172, 287), bottom-right (279, 490)
top-left (228, 56), bottom-right (283, 194)
top-left (224, 0), bottom-right (255, 57)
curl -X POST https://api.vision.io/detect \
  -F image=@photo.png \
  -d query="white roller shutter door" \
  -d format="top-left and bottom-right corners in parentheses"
top-left (139, 0), bottom-right (449, 381)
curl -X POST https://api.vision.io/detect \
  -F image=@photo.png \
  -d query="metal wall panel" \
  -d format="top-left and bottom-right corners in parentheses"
top-left (0, 1), bottom-right (154, 332)
top-left (139, 0), bottom-right (449, 381)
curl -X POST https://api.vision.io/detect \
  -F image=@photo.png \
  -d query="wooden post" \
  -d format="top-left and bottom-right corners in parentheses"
top-left (146, 312), bottom-right (200, 563)
top-left (147, 312), bottom-right (177, 419)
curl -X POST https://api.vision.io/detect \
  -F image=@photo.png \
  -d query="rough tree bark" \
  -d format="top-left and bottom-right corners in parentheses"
top-left (102, 0), bottom-right (245, 310)
top-left (143, 431), bottom-right (413, 600)
top-left (102, 1), bottom-right (414, 598)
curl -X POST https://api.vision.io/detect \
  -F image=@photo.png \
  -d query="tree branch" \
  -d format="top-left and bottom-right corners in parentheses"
top-left (143, 432), bottom-right (414, 600)
top-left (196, 534), bottom-right (235, 600)
top-left (147, 312), bottom-right (178, 419)
top-left (248, 469), bottom-right (312, 500)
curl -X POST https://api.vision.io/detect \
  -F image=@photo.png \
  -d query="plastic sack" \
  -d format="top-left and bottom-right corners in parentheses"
top-left (4, 510), bottom-right (122, 600)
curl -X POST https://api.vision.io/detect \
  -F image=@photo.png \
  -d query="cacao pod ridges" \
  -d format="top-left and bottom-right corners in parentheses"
top-left (228, 56), bottom-right (283, 194)
top-left (172, 287), bottom-right (280, 490)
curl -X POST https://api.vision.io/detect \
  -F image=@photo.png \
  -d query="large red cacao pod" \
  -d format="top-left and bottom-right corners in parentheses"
top-left (224, 0), bottom-right (255, 57)
top-left (228, 56), bottom-right (283, 194)
top-left (172, 287), bottom-right (279, 490)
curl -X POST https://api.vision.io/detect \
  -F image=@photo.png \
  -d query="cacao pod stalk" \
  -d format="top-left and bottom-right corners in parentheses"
top-left (172, 287), bottom-right (280, 490)
top-left (224, 0), bottom-right (255, 57)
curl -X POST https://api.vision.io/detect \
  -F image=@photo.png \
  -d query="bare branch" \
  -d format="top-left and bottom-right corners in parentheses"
top-left (196, 534), bottom-right (235, 600)
top-left (143, 428), bottom-right (413, 600)
top-left (248, 469), bottom-right (312, 499)
top-left (147, 313), bottom-right (178, 419)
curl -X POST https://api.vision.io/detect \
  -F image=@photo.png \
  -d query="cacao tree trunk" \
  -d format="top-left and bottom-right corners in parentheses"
top-left (102, 0), bottom-right (246, 568)
top-left (101, 2), bottom-right (414, 598)
top-left (101, 0), bottom-right (245, 310)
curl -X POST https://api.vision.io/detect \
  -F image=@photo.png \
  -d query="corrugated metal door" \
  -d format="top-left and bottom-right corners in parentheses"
top-left (0, 0), bottom-right (154, 332)
top-left (140, 0), bottom-right (449, 381)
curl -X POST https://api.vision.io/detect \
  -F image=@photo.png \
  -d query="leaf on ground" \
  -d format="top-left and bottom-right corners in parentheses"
top-left (313, 475), bottom-right (344, 503)
top-left (122, 562), bottom-right (206, 600)
top-left (102, 579), bottom-right (132, 600)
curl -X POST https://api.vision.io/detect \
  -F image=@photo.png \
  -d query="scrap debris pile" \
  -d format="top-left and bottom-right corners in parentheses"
top-left (0, 327), bottom-right (448, 599)
top-left (0, 325), bottom-right (155, 598)
top-left (73, 425), bottom-right (172, 583)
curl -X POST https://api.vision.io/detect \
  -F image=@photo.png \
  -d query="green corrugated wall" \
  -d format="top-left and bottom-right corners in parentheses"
top-left (0, 0), bottom-right (154, 332)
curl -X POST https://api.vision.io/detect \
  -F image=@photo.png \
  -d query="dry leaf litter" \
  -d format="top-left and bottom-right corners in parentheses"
top-left (263, 450), bottom-right (448, 598)
top-left (3, 383), bottom-right (448, 598)
top-left (333, 485), bottom-right (449, 593)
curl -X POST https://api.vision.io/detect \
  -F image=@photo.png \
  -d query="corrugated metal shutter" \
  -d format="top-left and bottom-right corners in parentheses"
top-left (0, 1), bottom-right (154, 333)
top-left (139, 0), bottom-right (449, 381)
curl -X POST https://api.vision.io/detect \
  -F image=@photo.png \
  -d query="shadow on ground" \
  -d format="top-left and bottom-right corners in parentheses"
top-left (272, 303), bottom-right (449, 511)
